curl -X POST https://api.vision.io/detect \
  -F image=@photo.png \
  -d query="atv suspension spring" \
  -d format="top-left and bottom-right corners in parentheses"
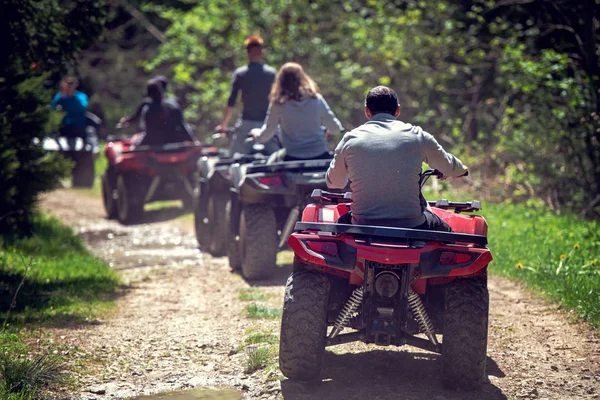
top-left (408, 288), bottom-right (439, 346)
top-left (329, 287), bottom-right (363, 339)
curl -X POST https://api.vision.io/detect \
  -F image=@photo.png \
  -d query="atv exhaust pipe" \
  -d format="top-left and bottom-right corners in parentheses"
top-left (278, 206), bottom-right (300, 250)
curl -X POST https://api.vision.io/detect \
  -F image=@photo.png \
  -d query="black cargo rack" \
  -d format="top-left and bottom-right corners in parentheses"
top-left (294, 222), bottom-right (488, 246)
top-left (245, 159), bottom-right (331, 175)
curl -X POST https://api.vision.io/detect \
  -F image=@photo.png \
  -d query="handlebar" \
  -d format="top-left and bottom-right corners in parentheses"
top-left (419, 169), bottom-right (468, 187)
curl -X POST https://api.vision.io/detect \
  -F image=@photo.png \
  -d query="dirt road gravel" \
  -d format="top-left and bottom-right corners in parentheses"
top-left (40, 189), bottom-right (600, 400)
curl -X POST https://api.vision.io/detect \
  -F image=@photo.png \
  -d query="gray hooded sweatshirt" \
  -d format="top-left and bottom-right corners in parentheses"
top-left (254, 94), bottom-right (343, 159)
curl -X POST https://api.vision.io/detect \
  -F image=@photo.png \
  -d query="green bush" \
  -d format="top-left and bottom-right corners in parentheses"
top-left (0, 0), bottom-right (107, 236)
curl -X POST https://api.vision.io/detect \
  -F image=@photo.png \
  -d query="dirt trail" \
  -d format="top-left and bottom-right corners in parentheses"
top-left (40, 190), bottom-right (600, 400)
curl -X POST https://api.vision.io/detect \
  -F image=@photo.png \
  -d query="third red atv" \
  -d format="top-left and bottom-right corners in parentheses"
top-left (279, 169), bottom-right (492, 389)
top-left (101, 132), bottom-right (218, 224)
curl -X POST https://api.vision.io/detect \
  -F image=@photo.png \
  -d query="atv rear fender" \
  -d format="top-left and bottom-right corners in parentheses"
top-left (288, 227), bottom-right (492, 294)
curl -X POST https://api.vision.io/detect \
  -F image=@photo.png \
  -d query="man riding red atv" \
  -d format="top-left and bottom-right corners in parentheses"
top-left (279, 86), bottom-right (491, 389)
top-left (101, 79), bottom-right (217, 224)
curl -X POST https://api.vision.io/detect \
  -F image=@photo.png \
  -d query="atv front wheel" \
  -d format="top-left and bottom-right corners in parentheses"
top-left (442, 273), bottom-right (489, 390)
top-left (207, 193), bottom-right (228, 256)
top-left (240, 204), bottom-right (277, 280)
top-left (116, 174), bottom-right (144, 224)
top-left (101, 173), bottom-right (118, 219)
top-left (226, 201), bottom-right (241, 271)
top-left (279, 269), bottom-right (330, 381)
top-left (193, 183), bottom-right (210, 248)
top-left (72, 152), bottom-right (95, 187)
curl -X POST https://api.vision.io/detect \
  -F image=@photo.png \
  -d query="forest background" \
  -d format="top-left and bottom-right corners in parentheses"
top-left (1, 0), bottom-right (599, 230)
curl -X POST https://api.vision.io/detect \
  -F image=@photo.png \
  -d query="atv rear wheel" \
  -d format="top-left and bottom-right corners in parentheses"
top-left (193, 183), bottom-right (210, 248)
top-left (101, 173), bottom-right (118, 219)
top-left (226, 201), bottom-right (241, 271)
top-left (207, 193), bottom-right (228, 256)
top-left (442, 273), bottom-right (489, 390)
top-left (116, 174), bottom-right (144, 224)
top-left (240, 204), bottom-right (277, 280)
top-left (279, 269), bottom-right (330, 381)
top-left (72, 152), bottom-right (95, 187)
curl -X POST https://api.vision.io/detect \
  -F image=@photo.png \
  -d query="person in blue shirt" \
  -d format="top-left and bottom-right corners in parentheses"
top-left (50, 76), bottom-right (89, 138)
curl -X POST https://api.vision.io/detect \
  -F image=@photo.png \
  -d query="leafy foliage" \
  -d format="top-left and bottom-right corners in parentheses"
top-left (145, 0), bottom-right (599, 215)
top-left (0, 0), bottom-right (107, 235)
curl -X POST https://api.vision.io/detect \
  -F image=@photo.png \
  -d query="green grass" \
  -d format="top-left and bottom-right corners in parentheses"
top-left (242, 332), bottom-right (279, 346)
top-left (244, 346), bottom-right (277, 374)
top-left (0, 214), bottom-right (119, 398)
top-left (482, 202), bottom-right (600, 326)
top-left (238, 288), bottom-right (268, 301)
top-left (0, 213), bottom-right (120, 325)
top-left (245, 304), bottom-right (282, 319)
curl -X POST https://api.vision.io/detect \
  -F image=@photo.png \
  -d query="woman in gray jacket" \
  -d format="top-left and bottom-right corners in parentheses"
top-left (250, 62), bottom-right (343, 160)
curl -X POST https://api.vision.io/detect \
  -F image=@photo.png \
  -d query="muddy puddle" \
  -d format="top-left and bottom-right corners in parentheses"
top-left (132, 388), bottom-right (241, 400)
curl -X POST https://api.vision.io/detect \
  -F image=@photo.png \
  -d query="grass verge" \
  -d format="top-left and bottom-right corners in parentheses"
top-left (0, 213), bottom-right (120, 325)
top-left (245, 304), bottom-right (282, 319)
top-left (0, 213), bottom-right (119, 398)
top-left (238, 288), bottom-right (269, 302)
top-left (483, 202), bottom-right (600, 327)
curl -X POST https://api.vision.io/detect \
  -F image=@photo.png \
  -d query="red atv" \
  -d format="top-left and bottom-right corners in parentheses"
top-left (101, 132), bottom-right (218, 224)
top-left (279, 169), bottom-right (492, 389)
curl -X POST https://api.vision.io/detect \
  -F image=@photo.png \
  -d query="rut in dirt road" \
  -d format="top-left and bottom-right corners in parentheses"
top-left (40, 190), bottom-right (600, 400)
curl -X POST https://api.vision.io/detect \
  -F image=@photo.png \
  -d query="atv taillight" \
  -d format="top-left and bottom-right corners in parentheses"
top-left (258, 176), bottom-right (284, 187)
top-left (306, 241), bottom-right (338, 257)
top-left (439, 252), bottom-right (472, 266)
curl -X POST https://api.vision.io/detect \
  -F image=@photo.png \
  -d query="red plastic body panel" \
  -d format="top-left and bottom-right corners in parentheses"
top-left (291, 202), bottom-right (492, 294)
top-left (103, 135), bottom-right (216, 177)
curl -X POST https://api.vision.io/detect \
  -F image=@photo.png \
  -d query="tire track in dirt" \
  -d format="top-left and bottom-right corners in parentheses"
top-left (40, 190), bottom-right (599, 400)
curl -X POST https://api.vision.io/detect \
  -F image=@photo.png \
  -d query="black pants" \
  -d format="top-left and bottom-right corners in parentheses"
top-left (412, 210), bottom-right (453, 232)
top-left (283, 151), bottom-right (332, 161)
top-left (60, 124), bottom-right (86, 138)
top-left (340, 210), bottom-right (453, 232)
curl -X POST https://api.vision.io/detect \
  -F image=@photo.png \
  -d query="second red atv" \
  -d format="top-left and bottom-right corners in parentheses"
top-left (279, 169), bottom-right (492, 389)
top-left (101, 133), bottom-right (218, 224)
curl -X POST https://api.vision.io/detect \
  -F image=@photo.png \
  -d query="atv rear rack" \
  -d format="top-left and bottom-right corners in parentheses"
top-left (312, 190), bottom-right (482, 212)
top-left (245, 159), bottom-right (332, 175)
top-left (294, 222), bottom-right (488, 246)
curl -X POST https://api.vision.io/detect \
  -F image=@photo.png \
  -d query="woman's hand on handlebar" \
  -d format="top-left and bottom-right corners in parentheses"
top-left (249, 128), bottom-right (261, 141)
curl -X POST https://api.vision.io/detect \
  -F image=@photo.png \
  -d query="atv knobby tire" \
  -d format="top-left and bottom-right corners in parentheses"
top-left (442, 273), bottom-right (489, 390)
top-left (207, 193), bottom-right (228, 256)
top-left (101, 173), bottom-right (118, 219)
top-left (116, 174), bottom-right (144, 224)
top-left (226, 201), bottom-right (241, 271)
top-left (194, 183), bottom-right (210, 248)
top-left (240, 204), bottom-right (277, 280)
top-left (72, 152), bottom-right (95, 188)
top-left (279, 270), bottom-right (330, 381)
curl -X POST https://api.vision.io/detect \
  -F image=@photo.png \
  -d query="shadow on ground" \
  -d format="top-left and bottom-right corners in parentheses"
top-left (0, 271), bottom-right (127, 329)
top-left (281, 350), bottom-right (507, 400)
top-left (122, 206), bottom-right (191, 226)
top-left (239, 264), bottom-right (293, 287)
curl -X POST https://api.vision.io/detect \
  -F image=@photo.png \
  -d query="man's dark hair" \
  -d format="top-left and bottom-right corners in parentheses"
top-left (147, 79), bottom-right (163, 103)
top-left (365, 86), bottom-right (399, 115)
top-left (153, 75), bottom-right (168, 90)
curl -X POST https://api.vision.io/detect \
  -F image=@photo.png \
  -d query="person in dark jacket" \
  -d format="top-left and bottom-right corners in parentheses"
top-left (216, 36), bottom-right (280, 154)
top-left (139, 79), bottom-right (195, 146)
top-left (119, 75), bottom-right (169, 129)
